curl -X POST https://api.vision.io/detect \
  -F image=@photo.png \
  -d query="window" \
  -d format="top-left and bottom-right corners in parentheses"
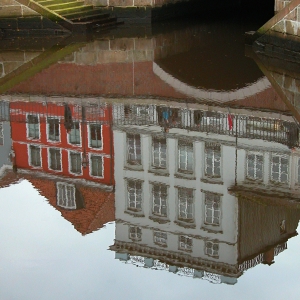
top-left (49, 148), bottom-right (61, 171)
top-left (90, 155), bottom-right (103, 177)
top-left (152, 138), bottom-right (167, 169)
top-left (247, 152), bottom-right (263, 180)
top-left (153, 231), bottom-right (167, 246)
top-left (178, 141), bottom-right (193, 173)
top-left (127, 134), bottom-right (141, 165)
top-left (89, 124), bottom-right (102, 148)
top-left (56, 182), bottom-right (76, 209)
top-left (280, 220), bottom-right (286, 235)
top-left (204, 192), bottom-right (221, 226)
top-left (178, 235), bottom-right (193, 251)
top-left (152, 184), bottom-right (168, 217)
top-left (127, 180), bottom-right (142, 212)
top-left (298, 158), bottom-right (300, 184)
top-left (205, 241), bottom-right (219, 257)
top-left (69, 122), bottom-right (80, 145)
top-left (47, 118), bottom-right (60, 141)
top-left (178, 188), bottom-right (194, 222)
top-left (271, 154), bottom-right (289, 183)
top-left (70, 152), bottom-right (81, 174)
top-left (129, 226), bottom-right (142, 241)
top-left (27, 115), bottom-right (39, 139)
top-left (205, 142), bottom-right (221, 178)
top-left (0, 122), bottom-right (3, 145)
top-left (29, 145), bottom-right (41, 167)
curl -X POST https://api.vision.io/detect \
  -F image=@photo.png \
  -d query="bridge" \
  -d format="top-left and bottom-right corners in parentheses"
top-left (0, 0), bottom-right (299, 42)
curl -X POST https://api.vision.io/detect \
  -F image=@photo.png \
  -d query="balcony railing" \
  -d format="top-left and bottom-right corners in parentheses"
top-left (113, 104), bottom-right (299, 147)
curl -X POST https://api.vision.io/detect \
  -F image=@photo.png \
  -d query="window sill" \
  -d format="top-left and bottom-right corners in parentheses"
top-left (154, 242), bottom-right (168, 248)
top-left (124, 165), bottom-right (143, 172)
top-left (201, 178), bottom-right (223, 185)
top-left (148, 169), bottom-right (169, 177)
top-left (175, 173), bottom-right (196, 180)
top-left (149, 215), bottom-right (170, 224)
top-left (201, 226), bottom-right (223, 234)
top-left (124, 210), bottom-right (145, 218)
top-left (178, 248), bottom-right (193, 253)
top-left (174, 220), bottom-right (196, 229)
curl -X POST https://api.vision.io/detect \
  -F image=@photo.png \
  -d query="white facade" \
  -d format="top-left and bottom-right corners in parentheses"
top-left (111, 102), bottom-right (299, 283)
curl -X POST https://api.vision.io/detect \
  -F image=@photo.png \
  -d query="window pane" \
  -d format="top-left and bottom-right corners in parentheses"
top-left (70, 152), bottom-right (81, 174)
top-left (56, 182), bottom-right (76, 209)
top-left (69, 122), bottom-right (80, 144)
top-left (90, 124), bottom-right (102, 148)
top-left (27, 115), bottom-right (39, 139)
top-left (178, 143), bottom-right (193, 173)
top-left (30, 145), bottom-right (41, 167)
top-left (49, 148), bottom-right (61, 170)
top-left (91, 155), bottom-right (103, 177)
top-left (127, 134), bottom-right (141, 165)
top-left (205, 193), bottom-right (220, 225)
top-left (48, 118), bottom-right (60, 141)
top-left (153, 139), bottom-right (167, 168)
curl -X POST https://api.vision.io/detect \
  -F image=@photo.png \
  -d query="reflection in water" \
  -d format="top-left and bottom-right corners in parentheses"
top-left (0, 16), bottom-right (300, 297)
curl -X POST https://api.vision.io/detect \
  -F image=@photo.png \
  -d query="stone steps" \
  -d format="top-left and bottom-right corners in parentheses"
top-left (46, 1), bottom-right (85, 11)
top-left (14, 0), bottom-right (122, 33)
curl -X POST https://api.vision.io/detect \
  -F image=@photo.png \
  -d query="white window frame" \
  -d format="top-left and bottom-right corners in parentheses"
top-left (152, 184), bottom-right (168, 217)
top-left (152, 138), bottom-right (167, 169)
top-left (205, 142), bottom-right (221, 178)
top-left (178, 141), bottom-right (194, 174)
top-left (205, 241), bottom-right (219, 258)
top-left (0, 122), bottom-right (3, 145)
top-left (67, 121), bottom-right (81, 146)
top-left (178, 235), bottom-right (193, 252)
top-left (48, 147), bottom-right (62, 171)
top-left (46, 117), bottom-right (60, 143)
top-left (127, 179), bottom-right (142, 212)
top-left (297, 157), bottom-right (300, 185)
top-left (129, 225), bottom-right (142, 241)
top-left (89, 154), bottom-right (104, 178)
top-left (246, 151), bottom-right (263, 181)
top-left (127, 134), bottom-right (142, 165)
top-left (28, 144), bottom-right (42, 168)
top-left (178, 187), bottom-right (194, 222)
top-left (271, 153), bottom-right (289, 184)
top-left (153, 231), bottom-right (167, 247)
top-left (204, 192), bottom-right (221, 226)
top-left (26, 114), bottom-right (40, 140)
top-left (88, 123), bottom-right (103, 149)
top-left (68, 151), bottom-right (82, 175)
top-left (56, 182), bottom-right (76, 209)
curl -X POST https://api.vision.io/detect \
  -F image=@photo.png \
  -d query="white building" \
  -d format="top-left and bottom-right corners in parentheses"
top-left (110, 102), bottom-right (300, 284)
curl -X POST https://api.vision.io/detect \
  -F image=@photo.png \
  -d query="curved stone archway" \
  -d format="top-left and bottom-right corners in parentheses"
top-left (153, 62), bottom-right (271, 103)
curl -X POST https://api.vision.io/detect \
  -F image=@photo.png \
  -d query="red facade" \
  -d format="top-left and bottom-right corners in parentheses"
top-left (10, 101), bottom-right (114, 186)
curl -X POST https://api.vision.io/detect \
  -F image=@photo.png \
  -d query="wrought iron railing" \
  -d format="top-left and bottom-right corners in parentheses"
top-left (113, 104), bottom-right (298, 147)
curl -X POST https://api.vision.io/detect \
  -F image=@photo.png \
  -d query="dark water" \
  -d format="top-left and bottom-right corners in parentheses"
top-left (1, 11), bottom-right (300, 300)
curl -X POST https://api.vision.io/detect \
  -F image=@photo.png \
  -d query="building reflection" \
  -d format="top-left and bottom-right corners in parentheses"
top-left (0, 98), bottom-right (115, 234)
top-left (0, 21), bottom-right (300, 284)
top-left (110, 101), bottom-right (300, 284)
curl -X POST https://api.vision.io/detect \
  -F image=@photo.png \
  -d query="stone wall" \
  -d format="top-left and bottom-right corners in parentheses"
top-left (0, 0), bottom-right (38, 17)
top-left (0, 50), bottom-right (42, 78)
top-left (258, 0), bottom-right (300, 37)
top-left (272, 5), bottom-right (300, 36)
top-left (0, 0), bottom-right (67, 34)
top-left (275, 0), bottom-right (292, 13)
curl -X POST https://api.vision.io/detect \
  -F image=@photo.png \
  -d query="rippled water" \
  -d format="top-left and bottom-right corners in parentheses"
top-left (0, 10), bottom-right (300, 300)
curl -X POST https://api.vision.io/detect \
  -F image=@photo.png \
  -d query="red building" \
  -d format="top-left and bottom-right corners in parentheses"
top-left (10, 100), bottom-right (114, 187)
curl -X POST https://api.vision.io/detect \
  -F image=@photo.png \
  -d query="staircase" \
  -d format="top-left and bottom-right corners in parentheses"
top-left (16, 0), bottom-right (122, 33)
